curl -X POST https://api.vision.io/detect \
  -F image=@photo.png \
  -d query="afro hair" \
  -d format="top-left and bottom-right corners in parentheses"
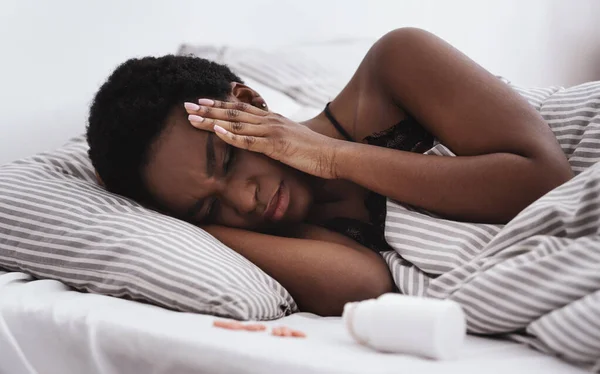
top-left (86, 55), bottom-right (242, 204)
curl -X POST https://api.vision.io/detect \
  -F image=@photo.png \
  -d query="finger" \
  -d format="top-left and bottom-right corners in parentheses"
top-left (188, 116), bottom-right (268, 137)
top-left (199, 98), bottom-right (269, 117)
top-left (184, 102), bottom-right (262, 124)
top-left (214, 125), bottom-right (270, 154)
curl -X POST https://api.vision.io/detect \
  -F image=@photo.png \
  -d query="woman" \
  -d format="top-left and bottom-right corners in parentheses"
top-left (86, 28), bottom-right (573, 316)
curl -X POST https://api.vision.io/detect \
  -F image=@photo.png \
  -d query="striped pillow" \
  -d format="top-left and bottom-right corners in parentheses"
top-left (0, 136), bottom-right (297, 320)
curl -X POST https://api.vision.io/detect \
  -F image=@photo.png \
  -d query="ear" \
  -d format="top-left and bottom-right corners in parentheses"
top-left (230, 82), bottom-right (268, 110)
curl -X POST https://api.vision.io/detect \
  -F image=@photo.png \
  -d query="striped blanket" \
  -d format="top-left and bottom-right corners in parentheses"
top-left (382, 80), bottom-right (600, 371)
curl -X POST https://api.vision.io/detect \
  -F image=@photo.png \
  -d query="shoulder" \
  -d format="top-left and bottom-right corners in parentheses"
top-left (360, 28), bottom-right (441, 91)
top-left (367, 28), bottom-right (452, 84)
top-left (372, 27), bottom-right (434, 51)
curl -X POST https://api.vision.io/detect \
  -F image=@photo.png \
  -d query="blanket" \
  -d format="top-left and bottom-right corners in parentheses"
top-left (383, 80), bottom-right (600, 371)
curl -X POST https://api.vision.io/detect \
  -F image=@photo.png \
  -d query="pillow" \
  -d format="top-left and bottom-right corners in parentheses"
top-left (0, 136), bottom-right (297, 320)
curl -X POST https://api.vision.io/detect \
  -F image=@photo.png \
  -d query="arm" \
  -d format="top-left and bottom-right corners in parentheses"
top-left (183, 28), bottom-right (573, 223)
top-left (201, 224), bottom-right (394, 316)
top-left (333, 28), bottom-right (573, 223)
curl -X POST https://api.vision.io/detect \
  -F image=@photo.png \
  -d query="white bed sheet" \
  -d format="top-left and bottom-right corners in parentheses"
top-left (0, 271), bottom-right (586, 374)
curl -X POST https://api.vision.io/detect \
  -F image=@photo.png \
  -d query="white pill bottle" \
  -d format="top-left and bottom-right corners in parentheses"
top-left (342, 293), bottom-right (466, 360)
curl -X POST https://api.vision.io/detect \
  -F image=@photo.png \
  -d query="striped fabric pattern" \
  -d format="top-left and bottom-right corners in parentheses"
top-left (383, 80), bottom-right (600, 370)
top-left (182, 42), bottom-right (600, 368)
top-left (0, 136), bottom-right (297, 320)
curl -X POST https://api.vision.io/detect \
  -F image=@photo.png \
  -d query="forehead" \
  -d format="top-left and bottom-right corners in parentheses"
top-left (143, 106), bottom-right (210, 213)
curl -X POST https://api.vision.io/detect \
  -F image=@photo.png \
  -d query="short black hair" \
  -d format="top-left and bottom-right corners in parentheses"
top-left (86, 55), bottom-right (242, 204)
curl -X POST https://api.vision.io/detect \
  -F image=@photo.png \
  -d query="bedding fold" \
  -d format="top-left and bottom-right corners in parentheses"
top-left (383, 81), bottom-right (600, 371)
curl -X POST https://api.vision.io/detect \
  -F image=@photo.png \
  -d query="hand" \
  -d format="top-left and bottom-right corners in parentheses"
top-left (184, 99), bottom-right (342, 179)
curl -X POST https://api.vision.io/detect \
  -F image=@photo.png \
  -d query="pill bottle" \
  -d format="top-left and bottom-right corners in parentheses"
top-left (342, 293), bottom-right (466, 360)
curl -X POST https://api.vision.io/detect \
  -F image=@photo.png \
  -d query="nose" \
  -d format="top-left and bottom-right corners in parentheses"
top-left (220, 178), bottom-right (261, 216)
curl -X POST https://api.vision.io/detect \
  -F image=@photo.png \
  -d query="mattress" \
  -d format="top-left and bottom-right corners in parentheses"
top-left (0, 271), bottom-right (586, 374)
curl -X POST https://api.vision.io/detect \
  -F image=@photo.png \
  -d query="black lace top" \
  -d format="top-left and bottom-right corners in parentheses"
top-left (321, 103), bottom-right (434, 252)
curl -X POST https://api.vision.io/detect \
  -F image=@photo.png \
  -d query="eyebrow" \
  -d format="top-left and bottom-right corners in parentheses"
top-left (184, 132), bottom-right (216, 220)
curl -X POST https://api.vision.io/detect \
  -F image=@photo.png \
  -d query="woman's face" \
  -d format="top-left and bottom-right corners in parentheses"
top-left (143, 105), bottom-right (314, 230)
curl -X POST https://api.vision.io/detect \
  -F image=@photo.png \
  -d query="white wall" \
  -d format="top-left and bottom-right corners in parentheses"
top-left (1, 0), bottom-right (599, 164)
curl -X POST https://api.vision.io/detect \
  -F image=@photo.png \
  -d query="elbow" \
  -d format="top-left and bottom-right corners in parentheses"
top-left (355, 269), bottom-right (396, 303)
top-left (474, 153), bottom-right (574, 224)
top-left (336, 258), bottom-right (396, 315)
top-left (315, 266), bottom-right (395, 317)
top-left (530, 152), bottom-right (574, 197)
top-left (378, 27), bottom-right (431, 47)
top-left (539, 160), bottom-right (574, 189)
top-left (504, 155), bottom-right (574, 222)
top-left (526, 140), bottom-right (574, 186)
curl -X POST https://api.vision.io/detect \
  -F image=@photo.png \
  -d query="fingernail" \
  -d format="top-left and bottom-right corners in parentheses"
top-left (214, 125), bottom-right (228, 134)
top-left (188, 114), bottom-right (204, 123)
top-left (184, 102), bottom-right (200, 111)
top-left (198, 98), bottom-right (214, 106)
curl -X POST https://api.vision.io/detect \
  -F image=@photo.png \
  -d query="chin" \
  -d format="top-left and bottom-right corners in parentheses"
top-left (292, 199), bottom-right (312, 223)
top-left (256, 201), bottom-right (309, 233)
top-left (287, 188), bottom-right (312, 224)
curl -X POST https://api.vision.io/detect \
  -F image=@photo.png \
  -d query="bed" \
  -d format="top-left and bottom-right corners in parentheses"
top-left (0, 270), bottom-right (586, 374)
top-left (1, 39), bottom-right (599, 373)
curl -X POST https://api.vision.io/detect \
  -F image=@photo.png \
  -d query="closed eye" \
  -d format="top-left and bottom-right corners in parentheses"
top-left (205, 197), bottom-right (219, 223)
top-left (224, 145), bottom-right (236, 173)
top-left (203, 145), bottom-right (236, 224)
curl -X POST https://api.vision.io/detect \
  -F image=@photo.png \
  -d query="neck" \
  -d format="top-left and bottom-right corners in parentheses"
top-left (301, 111), bottom-right (346, 140)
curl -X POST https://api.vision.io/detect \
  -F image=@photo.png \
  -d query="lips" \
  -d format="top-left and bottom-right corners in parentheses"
top-left (264, 183), bottom-right (282, 221)
top-left (263, 182), bottom-right (289, 222)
